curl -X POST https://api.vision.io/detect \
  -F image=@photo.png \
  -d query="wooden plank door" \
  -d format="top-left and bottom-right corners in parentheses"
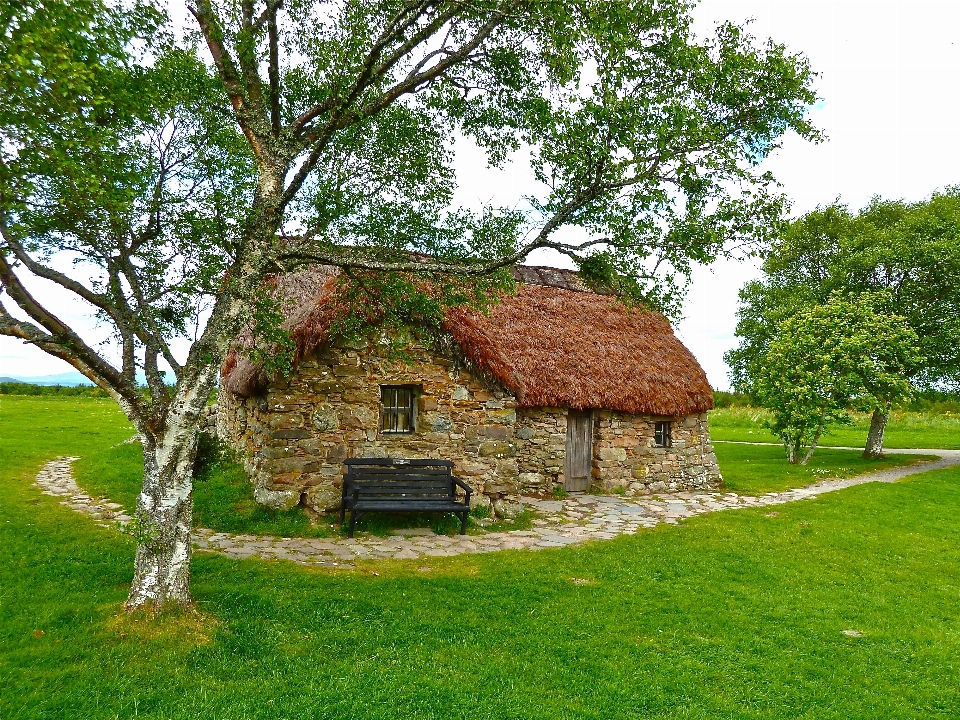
top-left (564, 410), bottom-right (593, 492)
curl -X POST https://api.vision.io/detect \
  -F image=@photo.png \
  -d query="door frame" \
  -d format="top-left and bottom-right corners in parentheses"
top-left (564, 409), bottom-right (594, 492)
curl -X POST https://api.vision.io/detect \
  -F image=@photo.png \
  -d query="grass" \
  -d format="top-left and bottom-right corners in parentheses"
top-left (77, 438), bottom-right (345, 539)
top-left (4, 395), bottom-right (960, 718)
top-left (0, 381), bottom-right (109, 397)
top-left (0, 398), bottom-right (525, 539)
top-left (709, 406), bottom-right (960, 449)
top-left (714, 443), bottom-right (933, 495)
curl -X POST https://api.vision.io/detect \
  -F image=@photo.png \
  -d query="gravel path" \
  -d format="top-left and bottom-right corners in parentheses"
top-left (33, 448), bottom-right (960, 567)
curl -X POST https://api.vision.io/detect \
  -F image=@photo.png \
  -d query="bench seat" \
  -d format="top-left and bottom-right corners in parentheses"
top-left (341, 458), bottom-right (473, 537)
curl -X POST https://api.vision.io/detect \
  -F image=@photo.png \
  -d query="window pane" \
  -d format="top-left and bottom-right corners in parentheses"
top-left (655, 421), bottom-right (671, 447)
top-left (381, 386), bottom-right (416, 433)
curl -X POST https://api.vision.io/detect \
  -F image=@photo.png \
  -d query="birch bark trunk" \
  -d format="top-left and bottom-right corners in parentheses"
top-left (125, 367), bottom-right (217, 610)
top-left (800, 421), bottom-right (824, 466)
top-left (122, 164), bottom-right (285, 610)
top-left (786, 434), bottom-right (799, 464)
top-left (862, 405), bottom-right (890, 459)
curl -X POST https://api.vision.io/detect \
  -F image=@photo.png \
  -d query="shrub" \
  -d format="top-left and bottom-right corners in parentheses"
top-left (192, 432), bottom-right (238, 483)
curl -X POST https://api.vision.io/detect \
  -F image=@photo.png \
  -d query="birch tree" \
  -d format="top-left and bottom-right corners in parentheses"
top-left (1, 0), bottom-right (254, 608)
top-left (1, 0), bottom-right (820, 609)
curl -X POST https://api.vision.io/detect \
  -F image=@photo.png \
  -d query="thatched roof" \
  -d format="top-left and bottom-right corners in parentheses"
top-left (221, 266), bottom-right (713, 416)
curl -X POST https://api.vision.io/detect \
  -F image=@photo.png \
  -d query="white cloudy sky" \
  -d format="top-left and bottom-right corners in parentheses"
top-left (2, 0), bottom-right (959, 386)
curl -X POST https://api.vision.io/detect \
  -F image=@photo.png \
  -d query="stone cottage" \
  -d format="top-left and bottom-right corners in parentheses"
top-left (217, 265), bottom-right (721, 517)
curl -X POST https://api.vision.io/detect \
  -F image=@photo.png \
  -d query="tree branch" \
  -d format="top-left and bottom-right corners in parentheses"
top-left (277, 234), bottom-right (609, 277)
top-left (115, 253), bottom-right (183, 375)
top-left (282, 3), bottom-right (514, 207)
top-left (143, 343), bottom-right (168, 404)
top-left (290, 0), bottom-right (436, 134)
top-left (238, 0), bottom-right (268, 114)
top-left (0, 257), bottom-right (148, 416)
top-left (0, 216), bottom-right (119, 319)
top-left (190, 0), bottom-right (272, 160)
top-left (353, 5), bottom-right (514, 124)
top-left (268, 0), bottom-right (282, 136)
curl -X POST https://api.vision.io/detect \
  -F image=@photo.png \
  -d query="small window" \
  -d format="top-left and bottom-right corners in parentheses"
top-left (654, 421), bottom-right (672, 448)
top-left (381, 386), bottom-right (416, 434)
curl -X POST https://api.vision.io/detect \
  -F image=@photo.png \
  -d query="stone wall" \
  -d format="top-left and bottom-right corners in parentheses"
top-left (514, 408), bottom-right (566, 491)
top-left (218, 338), bottom-right (524, 515)
top-left (513, 409), bottom-right (721, 495)
top-left (200, 404), bottom-right (219, 437)
top-left (218, 340), bottom-right (722, 515)
top-left (592, 411), bottom-right (721, 493)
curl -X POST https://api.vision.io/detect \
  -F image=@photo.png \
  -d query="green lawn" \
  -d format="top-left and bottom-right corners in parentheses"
top-left (710, 406), bottom-right (960, 449)
top-left (9, 394), bottom-right (925, 536)
top-left (714, 443), bottom-right (932, 495)
top-left (4, 395), bottom-right (960, 719)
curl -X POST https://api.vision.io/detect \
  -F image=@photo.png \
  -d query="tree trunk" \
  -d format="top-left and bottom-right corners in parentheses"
top-left (862, 405), bottom-right (890, 459)
top-left (121, 164), bottom-right (285, 611)
top-left (125, 368), bottom-right (216, 611)
top-left (785, 434), bottom-right (799, 464)
top-left (800, 421), bottom-right (824, 466)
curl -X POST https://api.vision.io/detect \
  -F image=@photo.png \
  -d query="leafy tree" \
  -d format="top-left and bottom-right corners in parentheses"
top-left (753, 294), bottom-right (922, 464)
top-left (1, 0), bottom-right (254, 609)
top-left (727, 190), bottom-right (960, 457)
top-left (1, 0), bottom-right (820, 609)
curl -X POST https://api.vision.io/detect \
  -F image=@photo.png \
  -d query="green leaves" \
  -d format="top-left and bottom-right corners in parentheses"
top-left (1, 0), bottom-right (255, 409)
top-left (195, 0), bottom-right (820, 320)
top-left (752, 293), bottom-right (923, 463)
top-left (727, 189), bottom-right (960, 393)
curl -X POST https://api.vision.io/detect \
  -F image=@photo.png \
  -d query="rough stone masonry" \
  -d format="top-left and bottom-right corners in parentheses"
top-left (217, 339), bottom-right (721, 516)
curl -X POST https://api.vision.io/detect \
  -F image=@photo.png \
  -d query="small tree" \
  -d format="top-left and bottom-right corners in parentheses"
top-left (753, 294), bottom-right (921, 464)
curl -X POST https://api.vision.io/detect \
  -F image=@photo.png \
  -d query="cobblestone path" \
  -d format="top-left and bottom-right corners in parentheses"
top-left (33, 449), bottom-right (960, 568)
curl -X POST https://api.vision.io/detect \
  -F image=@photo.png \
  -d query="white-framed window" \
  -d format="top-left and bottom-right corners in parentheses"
top-left (654, 421), bottom-right (672, 448)
top-left (381, 386), bottom-right (417, 434)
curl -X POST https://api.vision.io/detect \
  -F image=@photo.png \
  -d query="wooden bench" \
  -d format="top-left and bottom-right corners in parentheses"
top-left (340, 458), bottom-right (473, 538)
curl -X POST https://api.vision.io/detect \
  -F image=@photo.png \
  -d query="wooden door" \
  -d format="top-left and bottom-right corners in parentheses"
top-left (564, 410), bottom-right (593, 491)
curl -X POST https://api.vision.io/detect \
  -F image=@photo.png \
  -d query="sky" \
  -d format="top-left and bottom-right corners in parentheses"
top-left (3, 0), bottom-right (960, 386)
top-left (678, 0), bottom-right (960, 388)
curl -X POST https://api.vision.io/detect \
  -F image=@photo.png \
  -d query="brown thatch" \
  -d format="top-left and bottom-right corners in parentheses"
top-left (220, 266), bottom-right (341, 397)
top-left (222, 265), bottom-right (713, 416)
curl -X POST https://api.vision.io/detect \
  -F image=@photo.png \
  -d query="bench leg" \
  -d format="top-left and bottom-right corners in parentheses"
top-left (459, 511), bottom-right (467, 535)
top-left (349, 510), bottom-right (368, 538)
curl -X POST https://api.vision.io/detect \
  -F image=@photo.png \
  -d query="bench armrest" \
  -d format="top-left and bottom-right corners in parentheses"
top-left (452, 476), bottom-right (473, 498)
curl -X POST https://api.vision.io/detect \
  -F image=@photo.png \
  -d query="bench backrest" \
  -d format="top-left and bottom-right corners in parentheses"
top-left (343, 458), bottom-right (456, 500)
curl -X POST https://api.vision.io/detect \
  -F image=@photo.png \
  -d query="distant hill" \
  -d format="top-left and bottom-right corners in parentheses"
top-left (4, 371), bottom-right (175, 386)
top-left (4, 372), bottom-right (95, 386)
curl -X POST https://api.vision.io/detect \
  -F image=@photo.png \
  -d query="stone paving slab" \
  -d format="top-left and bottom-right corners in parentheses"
top-left (31, 449), bottom-right (960, 566)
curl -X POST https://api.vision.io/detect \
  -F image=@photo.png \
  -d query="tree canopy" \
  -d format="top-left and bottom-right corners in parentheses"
top-left (1, 0), bottom-right (253, 412)
top-left (751, 293), bottom-right (921, 464)
top-left (186, 0), bottom-right (821, 319)
top-left (727, 190), bottom-right (960, 395)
